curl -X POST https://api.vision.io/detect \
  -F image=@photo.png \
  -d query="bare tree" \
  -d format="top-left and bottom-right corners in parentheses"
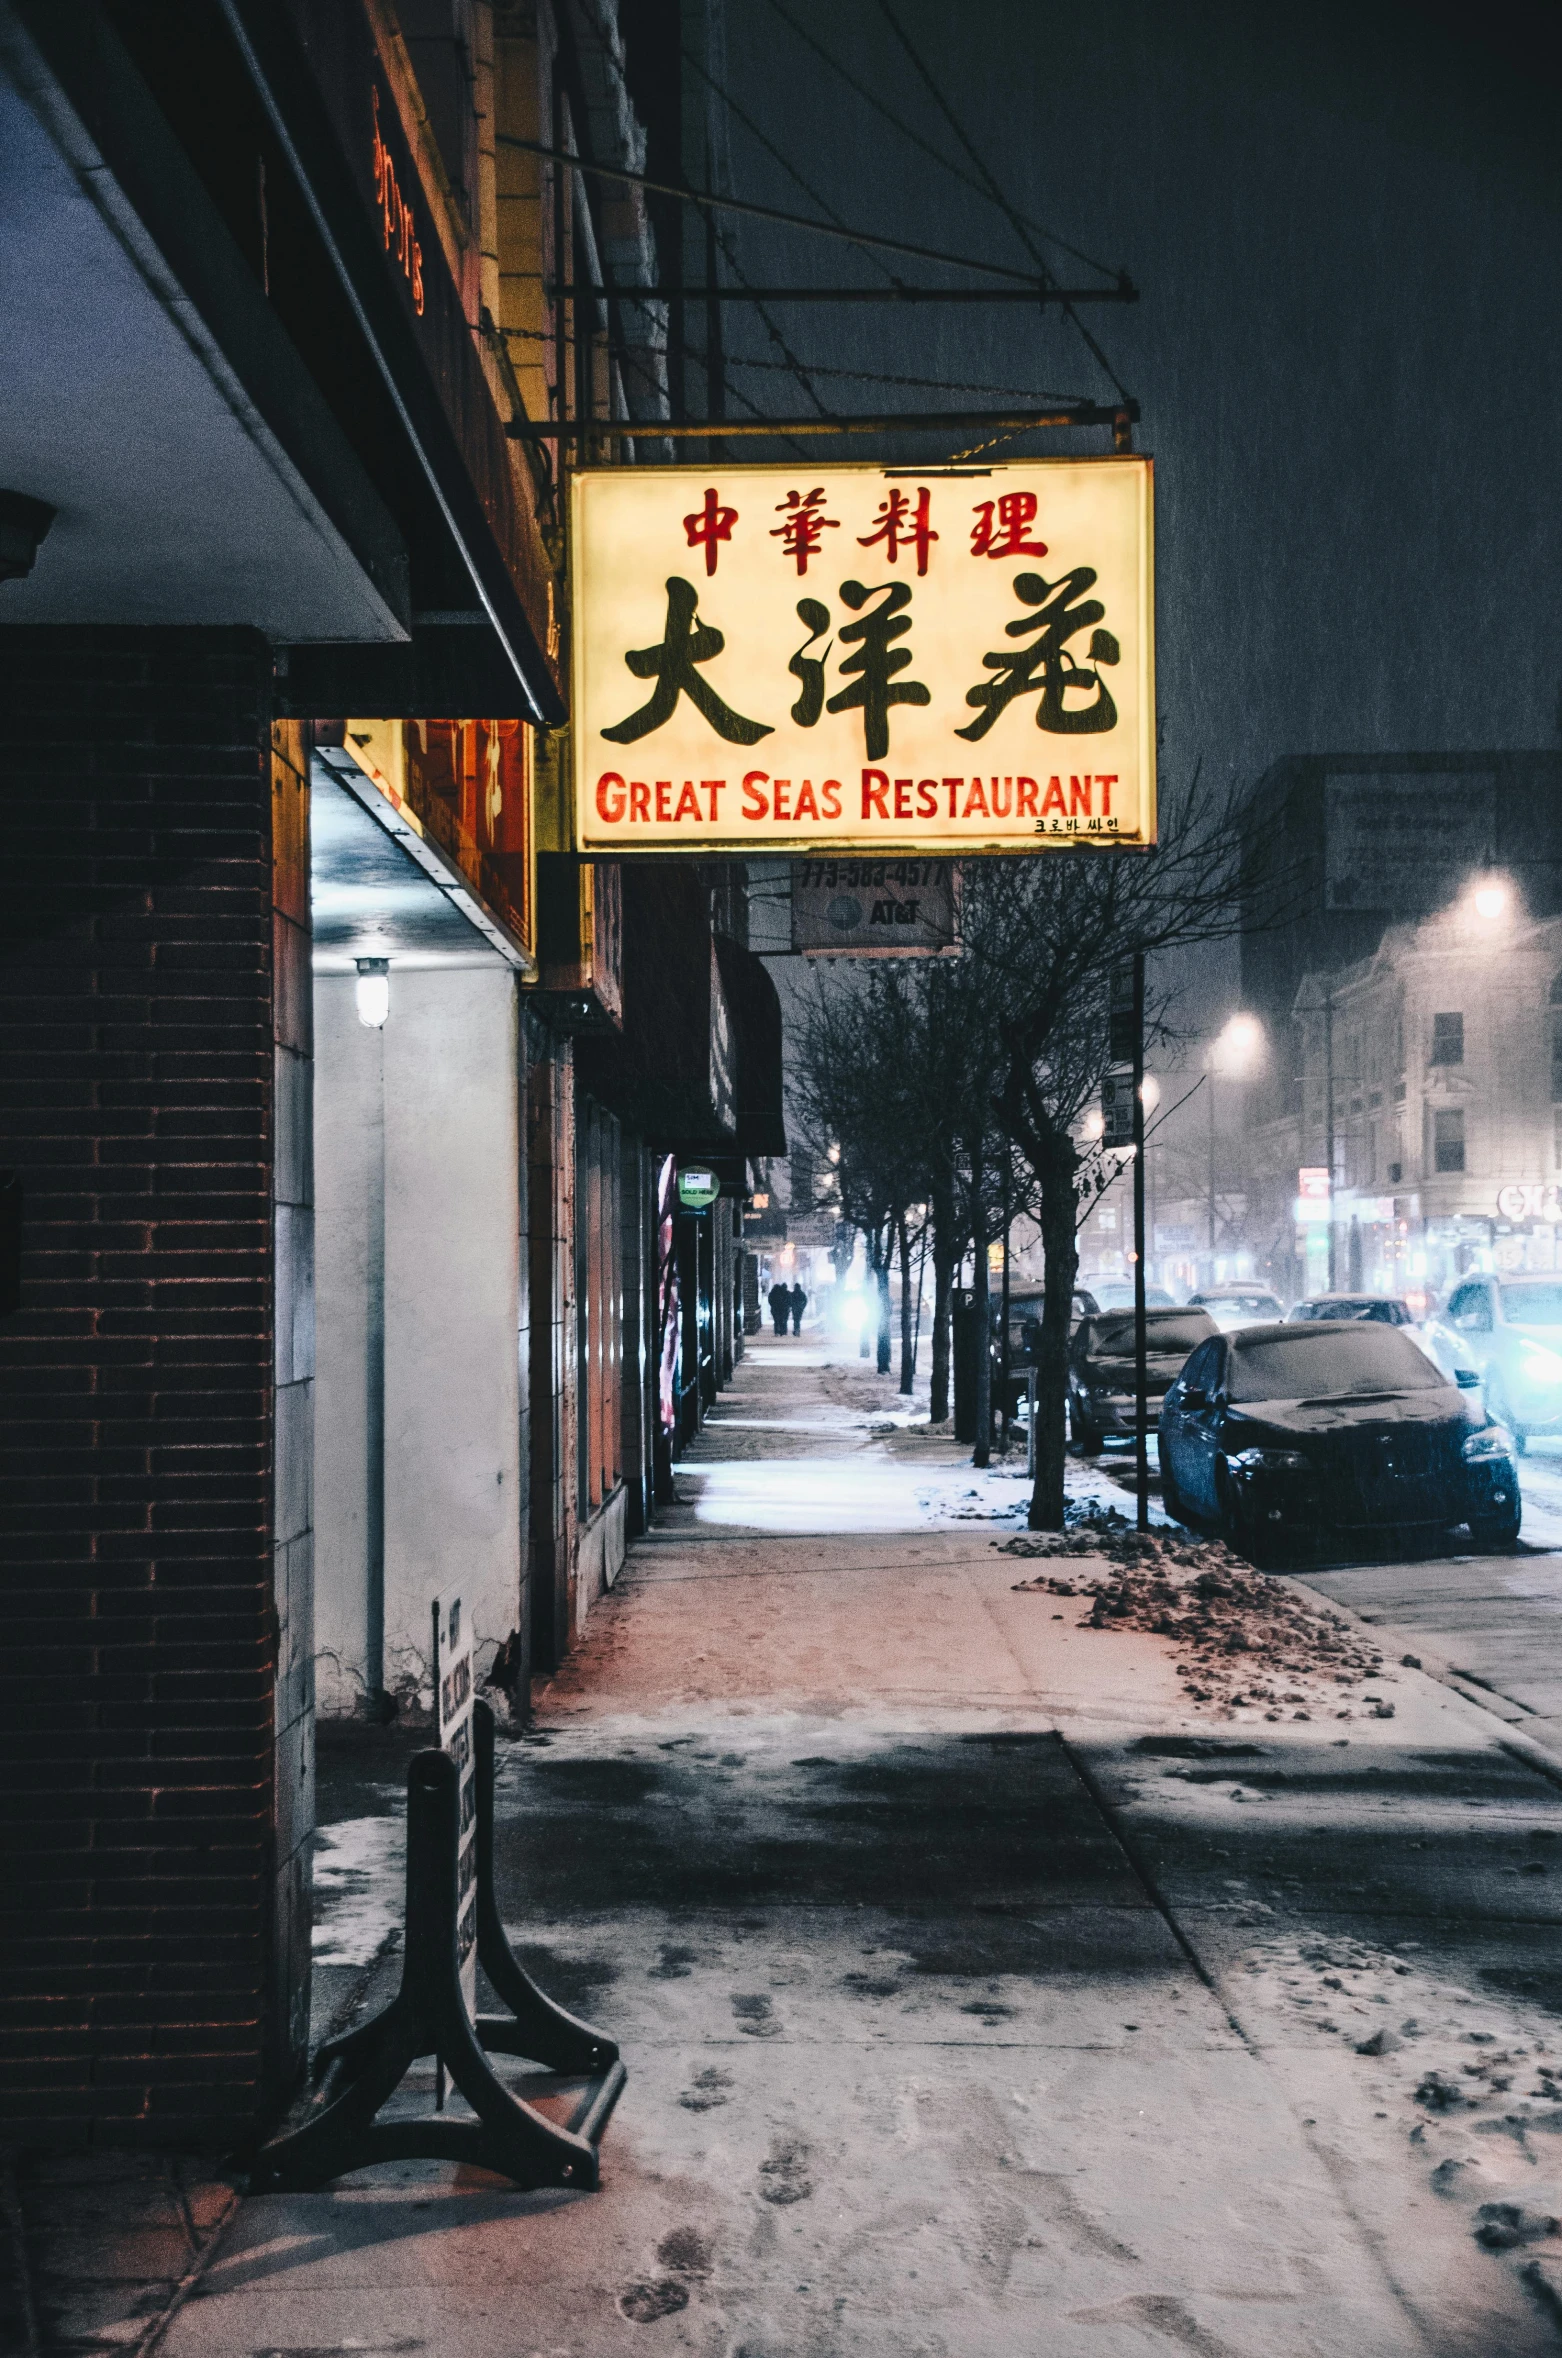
top-left (791, 972), bottom-right (926, 1379)
top-left (958, 776), bottom-right (1259, 1528)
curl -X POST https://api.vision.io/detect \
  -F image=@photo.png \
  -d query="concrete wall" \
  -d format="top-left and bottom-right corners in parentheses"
top-left (314, 965), bottom-right (523, 1714)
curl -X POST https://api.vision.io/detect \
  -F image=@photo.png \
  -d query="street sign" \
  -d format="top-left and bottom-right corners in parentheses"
top-left (677, 1165), bottom-right (721, 1211)
top-left (1102, 1069), bottom-right (1136, 1148)
top-left (1297, 1166), bottom-right (1331, 1225)
top-left (432, 1586), bottom-right (477, 2023)
top-left (791, 857), bottom-right (961, 957)
top-left (570, 459), bottom-right (1155, 856)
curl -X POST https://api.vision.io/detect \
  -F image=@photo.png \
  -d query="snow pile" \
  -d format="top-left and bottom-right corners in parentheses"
top-left (1003, 1517), bottom-right (1390, 1718)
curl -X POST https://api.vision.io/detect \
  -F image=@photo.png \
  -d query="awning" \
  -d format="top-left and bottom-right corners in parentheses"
top-left (714, 934), bottom-right (788, 1160)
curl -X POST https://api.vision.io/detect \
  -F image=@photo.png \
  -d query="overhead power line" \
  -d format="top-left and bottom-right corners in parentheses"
top-left (761, 0), bottom-right (1122, 282)
top-left (679, 45), bottom-right (901, 288)
top-left (494, 133), bottom-right (1101, 290)
top-left (872, 0), bottom-right (1131, 403)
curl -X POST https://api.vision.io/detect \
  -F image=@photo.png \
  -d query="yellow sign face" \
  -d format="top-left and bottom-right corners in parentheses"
top-left (570, 458), bottom-right (1153, 855)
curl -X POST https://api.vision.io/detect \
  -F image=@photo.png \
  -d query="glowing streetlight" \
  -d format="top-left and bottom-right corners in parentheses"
top-left (1205, 1013), bottom-right (1261, 1261)
top-left (1473, 876), bottom-right (1511, 922)
top-left (1211, 1011), bottom-right (1263, 1077)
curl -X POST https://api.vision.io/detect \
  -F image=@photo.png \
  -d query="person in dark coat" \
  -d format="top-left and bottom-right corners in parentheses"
top-left (768, 1281), bottom-right (791, 1337)
top-left (789, 1282), bottom-right (808, 1335)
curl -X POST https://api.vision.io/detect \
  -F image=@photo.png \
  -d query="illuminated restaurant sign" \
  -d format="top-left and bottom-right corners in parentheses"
top-left (570, 460), bottom-right (1154, 855)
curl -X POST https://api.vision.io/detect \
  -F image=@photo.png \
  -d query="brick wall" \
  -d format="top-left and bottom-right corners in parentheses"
top-left (0, 629), bottom-right (309, 2147)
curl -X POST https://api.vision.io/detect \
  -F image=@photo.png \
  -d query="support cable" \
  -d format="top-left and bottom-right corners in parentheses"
top-left (681, 46), bottom-right (903, 288)
top-left (873, 0), bottom-right (1132, 404)
top-left (761, 0), bottom-right (1122, 282)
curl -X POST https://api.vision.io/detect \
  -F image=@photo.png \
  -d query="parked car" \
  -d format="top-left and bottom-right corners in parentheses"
top-left (1087, 1280), bottom-right (1177, 1311)
top-left (1422, 1274), bottom-right (1562, 1453)
top-left (1285, 1293), bottom-right (1417, 1326)
top-left (1007, 1285), bottom-right (1099, 1364)
top-left (1066, 1306), bottom-right (1218, 1452)
top-left (1158, 1319), bottom-right (1517, 1559)
top-left (1186, 1287), bottom-right (1285, 1332)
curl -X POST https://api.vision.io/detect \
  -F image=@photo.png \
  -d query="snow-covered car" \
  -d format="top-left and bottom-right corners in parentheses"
top-left (1087, 1280), bottom-right (1177, 1311)
top-left (1284, 1293), bottom-right (1417, 1326)
top-left (1066, 1306), bottom-right (1218, 1452)
top-left (1186, 1287), bottom-right (1284, 1333)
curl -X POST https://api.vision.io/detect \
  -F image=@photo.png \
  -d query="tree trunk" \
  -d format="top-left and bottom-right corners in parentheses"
top-left (1028, 1126), bottom-right (1081, 1529)
top-left (875, 1225), bottom-right (893, 1374)
top-left (896, 1213), bottom-right (915, 1393)
top-left (972, 1173), bottom-right (991, 1469)
top-left (929, 1177), bottom-right (955, 1423)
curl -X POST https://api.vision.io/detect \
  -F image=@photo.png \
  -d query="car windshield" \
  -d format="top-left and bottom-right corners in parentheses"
top-left (1500, 1284), bottom-right (1562, 1326)
top-left (1203, 1294), bottom-right (1276, 1313)
top-left (1228, 1325), bottom-right (1444, 1402)
top-left (1089, 1313), bottom-right (1212, 1356)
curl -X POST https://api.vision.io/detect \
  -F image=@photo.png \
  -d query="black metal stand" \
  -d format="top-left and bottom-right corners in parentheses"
top-left (249, 1702), bottom-right (625, 2193)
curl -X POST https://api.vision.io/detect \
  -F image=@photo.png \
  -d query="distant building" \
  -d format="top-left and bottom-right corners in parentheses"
top-left (1238, 752), bottom-right (1562, 1305)
top-left (1240, 752), bottom-right (1562, 1136)
top-left (1269, 904), bottom-right (1562, 1303)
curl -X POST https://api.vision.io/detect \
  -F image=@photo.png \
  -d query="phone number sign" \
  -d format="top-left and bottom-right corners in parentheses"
top-left (570, 458), bottom-right (1154, 856)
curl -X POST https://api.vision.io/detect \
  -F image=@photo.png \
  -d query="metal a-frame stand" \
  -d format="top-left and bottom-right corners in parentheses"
top-left (249, 1701), bottom-right (625, 2192)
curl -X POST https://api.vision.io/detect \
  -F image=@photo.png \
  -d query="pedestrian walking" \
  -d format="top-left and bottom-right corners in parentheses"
top-left (789, 1282), bottom-right (808, 1336)
top-left (768, 1281), bottom-right (791, 1337)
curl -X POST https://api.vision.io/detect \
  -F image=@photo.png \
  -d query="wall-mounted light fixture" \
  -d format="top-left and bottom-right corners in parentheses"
top-left (355, 956), bottom-right (390, 1028)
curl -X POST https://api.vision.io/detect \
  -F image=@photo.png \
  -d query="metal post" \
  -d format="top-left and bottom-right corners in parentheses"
top-left (1207, 1061), bottom-right (1217, 1264)
top-left (365, 1029), bottom-right (385, 1710)
top-left (1026, 1369), bottom-right (1037, 1481)
top-left (1132, 953), bottom-right (1149, 1533)
top-left (704, 207), bottom-right (724, 463)
top-left (1325, 984), bottom-right (1337, 1291)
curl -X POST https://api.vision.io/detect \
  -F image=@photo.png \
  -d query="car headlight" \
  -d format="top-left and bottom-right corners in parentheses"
top-left (1518, 1341), bottom-right (1562, 1382)
top-left (1228, 1447), bottom-right (1310, 1472)
top-left (1462, 1426), bottom-right (1516, 1463)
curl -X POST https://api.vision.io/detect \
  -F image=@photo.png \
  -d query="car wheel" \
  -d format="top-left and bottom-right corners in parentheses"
top-left (1214, 1460), bottom-right (1244, 1550)
top-left (1469, 1510), bottom-right (1521, 1552)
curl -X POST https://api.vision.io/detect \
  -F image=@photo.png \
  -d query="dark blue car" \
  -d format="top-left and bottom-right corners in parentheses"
top-left (1159, 1319), bottom-right (1519, 1561)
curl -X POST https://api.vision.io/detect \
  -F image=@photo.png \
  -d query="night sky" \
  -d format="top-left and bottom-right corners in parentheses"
top-left (699, 0), bottom-right (1560, 1068)
top-left (704, 0), bottom-right (1559, 818)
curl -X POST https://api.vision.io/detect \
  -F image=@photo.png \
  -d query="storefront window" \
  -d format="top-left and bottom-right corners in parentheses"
top-left (575, 1095), bottom-right (623, 1516)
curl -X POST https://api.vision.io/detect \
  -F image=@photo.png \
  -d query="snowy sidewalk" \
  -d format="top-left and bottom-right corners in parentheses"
top-left (40, 1338), bottom-right (1562, 2357)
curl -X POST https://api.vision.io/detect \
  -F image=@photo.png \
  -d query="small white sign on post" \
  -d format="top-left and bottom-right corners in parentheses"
top-left (432, 1586), bottom-right (477, 2025)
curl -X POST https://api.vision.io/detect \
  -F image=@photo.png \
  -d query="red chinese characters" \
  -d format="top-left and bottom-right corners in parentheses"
top-left (857, 485), bottom-right (938, 576)
top-left (970, 491), bottom-right (1048, 559)
top-left (770, 487), bottom-right (840, 575)
top-left (683, 487), bottom-right (739, 575)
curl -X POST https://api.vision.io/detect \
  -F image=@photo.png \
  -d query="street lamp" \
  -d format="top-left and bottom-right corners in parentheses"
top-left (1472, 874), bottom-right (1512, 923)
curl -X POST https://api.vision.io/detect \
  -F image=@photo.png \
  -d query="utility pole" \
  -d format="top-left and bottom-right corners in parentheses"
top-left (1132, 953), bottom-right (1149, 1533)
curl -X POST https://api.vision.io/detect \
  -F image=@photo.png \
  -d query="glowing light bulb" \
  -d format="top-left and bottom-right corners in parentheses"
top-left (355, 957), bottom-right (390, 1028)
top-left (1473, 878), bottom-right (1510, 921)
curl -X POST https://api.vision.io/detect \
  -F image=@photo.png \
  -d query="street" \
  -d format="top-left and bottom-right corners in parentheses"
top-left (80, 1335), bottom-right (1562, 2358)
